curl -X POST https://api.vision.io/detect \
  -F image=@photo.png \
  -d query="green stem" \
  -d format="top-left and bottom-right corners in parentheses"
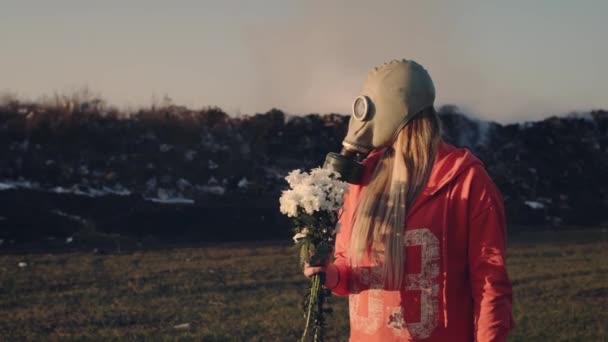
top-left (301, 274), bottom-right (321, 342)
top-left (314, 283), bottom-right (325, 342)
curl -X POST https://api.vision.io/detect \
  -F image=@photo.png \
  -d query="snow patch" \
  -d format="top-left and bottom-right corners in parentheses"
top-left (53, 210), bottom-right (87, 224)
top-left (524, 200), bottom-right (545, 209)
top-left (144, 196), bottom-right (195, 204)
top-left (196, 184), bottom-right (226, 196)
top-left (184, 149), bottom-right (197, 161)
top-left (0, 180), bottom-right (39, 191)
top-left (176, 178), bottom-right (192, 191)
top-left (208, 160), bottom-right (219, 169)
top-left (143, 188), bottom-right (195, 204)
top-left (159, 144), bottom-right (173, 152)
top-left (0, 183), bottom-right (14, 191)
top-left (52, 185), bottom-right (131, 197)
top-left (1, 179), bottom-right (131, 198)
top-left (238, 177), bottom-right (249, 189)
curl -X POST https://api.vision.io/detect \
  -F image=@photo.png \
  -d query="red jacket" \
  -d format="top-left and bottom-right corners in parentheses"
top-left (327, 138), bottom-right (515, 341)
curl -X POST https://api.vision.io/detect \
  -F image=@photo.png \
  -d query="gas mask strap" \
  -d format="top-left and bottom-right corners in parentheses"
top-left (388, 106), bottom-right (428, 147)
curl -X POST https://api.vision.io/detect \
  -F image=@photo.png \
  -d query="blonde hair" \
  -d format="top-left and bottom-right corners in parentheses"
top-left (347, 106), bottom-right (442, 289)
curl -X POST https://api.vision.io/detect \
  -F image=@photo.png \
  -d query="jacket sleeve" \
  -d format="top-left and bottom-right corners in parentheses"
top-left (468, 168), bottom-right (516, 342)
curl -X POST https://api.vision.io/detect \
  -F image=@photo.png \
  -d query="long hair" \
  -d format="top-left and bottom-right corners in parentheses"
top-left (347, 106), bottom-right (442, 289)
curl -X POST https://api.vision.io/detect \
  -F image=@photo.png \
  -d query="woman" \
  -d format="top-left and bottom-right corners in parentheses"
top-left (304, 59), bottom-right (515, 341)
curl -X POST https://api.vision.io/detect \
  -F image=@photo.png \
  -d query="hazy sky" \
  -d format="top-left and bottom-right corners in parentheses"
top-left (1, 0), bottom-right (606, 123)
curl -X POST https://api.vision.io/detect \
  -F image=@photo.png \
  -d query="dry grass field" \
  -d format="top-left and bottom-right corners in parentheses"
top-left (1, 228), bottom-right (606, 341)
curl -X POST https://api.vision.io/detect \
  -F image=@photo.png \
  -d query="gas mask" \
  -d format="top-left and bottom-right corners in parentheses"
top-left (323, 59), bottom-right (436, 184)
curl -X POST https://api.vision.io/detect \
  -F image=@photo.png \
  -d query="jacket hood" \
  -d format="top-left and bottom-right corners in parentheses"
top-left (423, 138), bottom-right (484, 196)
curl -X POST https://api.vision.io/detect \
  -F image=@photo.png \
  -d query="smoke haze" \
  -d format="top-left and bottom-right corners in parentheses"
top-left (241, 0), bottom-right (607, 123)
top-left (1, 0), bottom-right (607, 123)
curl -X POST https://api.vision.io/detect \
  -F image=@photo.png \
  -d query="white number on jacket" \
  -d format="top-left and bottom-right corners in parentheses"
top-left (349, 228), bottom-right (440, 339)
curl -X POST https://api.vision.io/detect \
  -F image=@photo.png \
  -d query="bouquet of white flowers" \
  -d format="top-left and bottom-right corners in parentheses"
top-left (279, 167), bottom-right (348, 342)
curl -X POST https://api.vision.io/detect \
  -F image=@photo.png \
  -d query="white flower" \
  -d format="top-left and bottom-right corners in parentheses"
top-left (292, 228), bottom-right (309, 243)
top-left (18, 262), bottom-right (27, 268)
top-left (279, 167), bottom-right (348, 217)
top-left (279, 189), bottom-right (300, 217)
top-left (285, 169), bottom-right (305, 188)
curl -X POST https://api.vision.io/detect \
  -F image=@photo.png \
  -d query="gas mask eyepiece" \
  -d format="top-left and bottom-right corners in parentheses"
top-left (352, 95), bottom-right (371, 122)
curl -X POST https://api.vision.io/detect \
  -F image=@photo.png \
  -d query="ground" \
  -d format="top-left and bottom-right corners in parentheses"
top-left (0, 228), bottom-right (606, 341)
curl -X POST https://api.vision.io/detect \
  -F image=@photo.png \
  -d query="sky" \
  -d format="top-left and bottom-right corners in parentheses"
top-left (1, 0), bottom-right (607, 124)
